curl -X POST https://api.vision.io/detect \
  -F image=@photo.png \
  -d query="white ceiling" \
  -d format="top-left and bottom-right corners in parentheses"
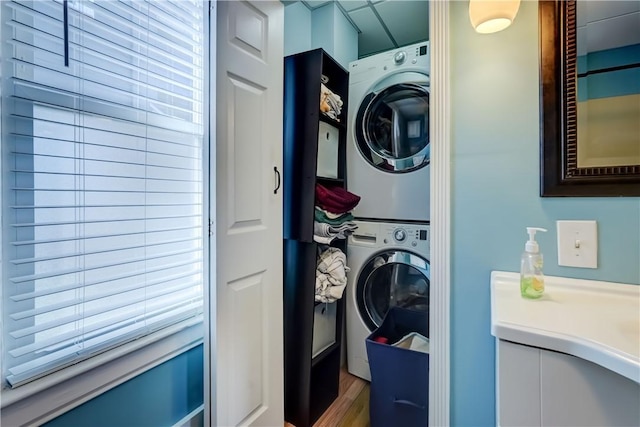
top-left (290, 1), bottom-right (640, 58)
top-left (294, 0), bottom-right (429, 58)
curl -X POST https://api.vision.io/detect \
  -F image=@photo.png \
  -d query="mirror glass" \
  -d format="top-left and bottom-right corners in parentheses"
top-left (539, 0), bottom-right (640, 196)
top-left (576, 1), bottom-right (640, 169)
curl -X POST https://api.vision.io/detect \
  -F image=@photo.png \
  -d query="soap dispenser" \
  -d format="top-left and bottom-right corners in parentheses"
top-left (520, 227), bottom-right (547, 299)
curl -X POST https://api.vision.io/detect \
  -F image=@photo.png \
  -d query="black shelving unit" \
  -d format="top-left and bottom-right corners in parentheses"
top-left (283, 48), bottom-right (349, 427)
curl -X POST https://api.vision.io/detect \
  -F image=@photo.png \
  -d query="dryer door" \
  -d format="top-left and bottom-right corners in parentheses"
top-left (356, 250), bottom-right (430, 331)
top-left (355, 80), bottom-right (430, 173)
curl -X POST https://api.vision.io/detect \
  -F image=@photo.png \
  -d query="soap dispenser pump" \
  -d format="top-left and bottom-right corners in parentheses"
top-left (520, 227), bottom-right (547, 299)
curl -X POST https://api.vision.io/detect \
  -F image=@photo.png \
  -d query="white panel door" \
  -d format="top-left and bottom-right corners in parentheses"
top-left (213, 1), bottom-right (284, 426)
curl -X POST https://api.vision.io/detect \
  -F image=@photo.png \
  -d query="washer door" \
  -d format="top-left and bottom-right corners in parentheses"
top-left (355, 80), bottom-right (430, 173)
top-left (356, 250), bottom-right (430, 331)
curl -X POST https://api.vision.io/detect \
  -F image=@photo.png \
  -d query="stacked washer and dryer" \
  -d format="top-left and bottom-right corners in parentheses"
top-left (345, 41), bottom-right (431, 381)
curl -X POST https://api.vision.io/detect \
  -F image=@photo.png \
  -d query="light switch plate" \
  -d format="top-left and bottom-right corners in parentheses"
top-left (557, 220), bottom-right (598, 268)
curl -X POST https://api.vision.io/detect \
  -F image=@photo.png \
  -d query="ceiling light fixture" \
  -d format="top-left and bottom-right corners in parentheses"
top-left (469, 0), bottom-right (521, 34)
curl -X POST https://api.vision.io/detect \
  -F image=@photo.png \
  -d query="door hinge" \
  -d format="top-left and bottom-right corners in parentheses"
top-left (208, 219), bottom-right (214, 237)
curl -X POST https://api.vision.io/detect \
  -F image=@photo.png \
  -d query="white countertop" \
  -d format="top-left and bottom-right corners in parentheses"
top-left (491, 271), bottom-right (640, 383)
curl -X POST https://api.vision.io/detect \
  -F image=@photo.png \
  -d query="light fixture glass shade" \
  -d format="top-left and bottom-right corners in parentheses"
top-left (469, 0), bottom-right (521, 34)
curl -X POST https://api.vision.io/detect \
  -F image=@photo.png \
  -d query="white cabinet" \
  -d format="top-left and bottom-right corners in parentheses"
top-left (497, 340), bottom-right (640, 427)
top-left (491, 272), bottom-right (640, 426)
top-left (316, 122), bottom-right (340, 179)
top-left (496, 340), bottom-right (541, 426)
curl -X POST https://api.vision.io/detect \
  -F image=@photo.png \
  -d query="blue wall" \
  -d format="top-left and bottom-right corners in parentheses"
top-left (450, 1), bottom-right (640, 426)
top-left (285, 2), bottom-right (357, 69)
top-left (45, 345), bottom-right (203, 427)
top-left (331, 5), bottom-right (359, 69)
top-left (311, 3), bottom-right (334, 55)
top-left (284, 2), bottom-right (312, 57)
top-left (311, 3), bottom-right (358, 68)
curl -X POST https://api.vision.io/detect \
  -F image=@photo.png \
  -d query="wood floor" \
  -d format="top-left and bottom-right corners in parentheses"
top-left (284, 369), bottom-right (370, 427)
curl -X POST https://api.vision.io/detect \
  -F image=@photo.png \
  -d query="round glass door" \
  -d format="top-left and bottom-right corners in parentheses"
top-left (356, 250), bottom-right (430, 331)
top-left (355, 82), bottom-right (430, 173)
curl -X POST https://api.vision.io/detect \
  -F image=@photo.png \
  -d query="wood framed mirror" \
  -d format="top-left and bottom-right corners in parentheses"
top-left (539, 0), bottom-right (640, 196)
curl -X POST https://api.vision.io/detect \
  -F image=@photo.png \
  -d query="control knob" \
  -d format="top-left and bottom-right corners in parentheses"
top-left (394, 228), bottom-right (406, 241)
top-left (394, 51), bottom-right (406, 65)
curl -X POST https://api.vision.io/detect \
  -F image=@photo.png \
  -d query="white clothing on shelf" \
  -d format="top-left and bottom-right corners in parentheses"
top-left (315, 247), bottom-right (350, 303)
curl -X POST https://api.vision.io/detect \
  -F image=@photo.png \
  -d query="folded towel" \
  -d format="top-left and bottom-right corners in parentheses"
top-left (315, 184), bottom-right (361, 214)
top-left (314, 221), bottom-right (358, 238)
top-left (314, 207), bottom-right (354, 225)
top-left (315, 206), bottom-right (345, 220)
top-left (313, 220), bottom-right (358, 244)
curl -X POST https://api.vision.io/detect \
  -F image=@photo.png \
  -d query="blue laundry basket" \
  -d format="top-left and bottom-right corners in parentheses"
top-left (365, 307), bottom-right (429, 427)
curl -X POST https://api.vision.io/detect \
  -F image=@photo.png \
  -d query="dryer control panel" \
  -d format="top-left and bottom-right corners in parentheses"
top-left (384, 43), bottom-right (428, 69)
top-left (348, 41), bottom-right (430, 84)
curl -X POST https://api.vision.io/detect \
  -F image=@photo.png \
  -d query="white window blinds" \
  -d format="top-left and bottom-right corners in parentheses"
top-left (1, 0), bottom-right (204, 387)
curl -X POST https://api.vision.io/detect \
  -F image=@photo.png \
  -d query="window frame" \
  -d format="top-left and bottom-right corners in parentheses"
top-left (0, 0), bottom-right (211, 423)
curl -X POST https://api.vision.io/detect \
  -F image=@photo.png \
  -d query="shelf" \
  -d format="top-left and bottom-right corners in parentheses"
top-left (284, 47), bottom-right (348, 427)
top-left (313, 296), bottom-right (343, 307)
top-left (316, 176), bottom-right (344, 185)
top-left (311, 341), bottom-right (340, 367)
top-left (319, 113), bottom-right (346, 130)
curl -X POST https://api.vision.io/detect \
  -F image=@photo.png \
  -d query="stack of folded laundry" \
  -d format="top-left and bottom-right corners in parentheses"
top-left (320, 83), bottom-right (343, 122)
top-left (314, 184), bottom-right (360, 245)
top-left (315, 246), bottom-right (350, 303)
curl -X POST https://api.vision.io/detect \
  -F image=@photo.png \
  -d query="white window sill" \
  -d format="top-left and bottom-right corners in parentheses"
top-left (1, 318), bottom-right (204, 427)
